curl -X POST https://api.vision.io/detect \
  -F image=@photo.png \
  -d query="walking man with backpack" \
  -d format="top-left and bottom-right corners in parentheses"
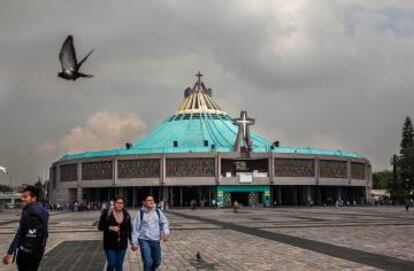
top-left (131, 195), bottom-right (170, 271)
top-left (2, 186), bottom-right (49, 271)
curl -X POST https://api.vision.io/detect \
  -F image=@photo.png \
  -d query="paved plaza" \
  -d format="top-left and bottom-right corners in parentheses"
top-left (0, 207), bottom-right (413, 271)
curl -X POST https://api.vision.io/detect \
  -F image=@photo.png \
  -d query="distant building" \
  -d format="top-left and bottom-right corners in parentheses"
top-left (49, 74), bottom-right (372, 207)
top-left (0, 192), bottom-right (22, 209)
top-left (370, 189), bottom-right (390, 201)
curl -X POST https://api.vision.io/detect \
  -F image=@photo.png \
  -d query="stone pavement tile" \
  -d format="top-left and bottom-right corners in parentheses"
top-left (268, 225), bottom-right (414, 262)
top-left (1, 207), bottom-right (412, 271)
top-left (0, 211), bottom-right (101, 271)
top-left (164, 208), bottom-right (414, 270)
top-left (124, 227), bottom-right (381, 271)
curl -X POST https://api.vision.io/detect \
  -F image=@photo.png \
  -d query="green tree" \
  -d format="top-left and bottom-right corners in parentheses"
top-left (391, 116), bottom-right (414, 200)
top-left (400, 116), bottom-right (414, 150)
top-left (372, 170), bottom-right (393, 189)
top-left (389, 155), bottom-right (404, 199)
top-left (399, 116), bottom-right (414, 196)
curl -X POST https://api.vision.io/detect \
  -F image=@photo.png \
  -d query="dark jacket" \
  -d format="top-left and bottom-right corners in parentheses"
top-left (98, 208), bottom-right (132, 250)
top-left (8, 202), bottom-right (49, 255)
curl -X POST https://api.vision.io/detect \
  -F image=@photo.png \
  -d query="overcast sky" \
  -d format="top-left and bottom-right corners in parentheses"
top-left (1, 0), bottom-right (413, 185)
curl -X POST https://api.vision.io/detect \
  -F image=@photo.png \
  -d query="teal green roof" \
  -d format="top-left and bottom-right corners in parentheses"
top-left (60, 113), bottom-right (365, 161)
top-left (60, 76), bottom-right (365, 161)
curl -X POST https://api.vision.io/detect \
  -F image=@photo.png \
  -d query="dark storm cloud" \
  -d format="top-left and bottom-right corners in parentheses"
top-left (0, 0), bottom-right (413, 184)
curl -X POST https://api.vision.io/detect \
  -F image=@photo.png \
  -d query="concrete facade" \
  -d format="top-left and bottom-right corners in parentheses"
top-left (49, 152), bottom-right (372, 206)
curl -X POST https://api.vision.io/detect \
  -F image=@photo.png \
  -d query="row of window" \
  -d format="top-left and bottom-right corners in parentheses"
top-left (53, 158), bottom-right (367, 183)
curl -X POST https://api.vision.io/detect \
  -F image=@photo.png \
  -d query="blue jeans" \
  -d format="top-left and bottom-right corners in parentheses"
top-left (138, 239), bottom-right (161, 271)
top-left (105, 249), bottom-right (126, 271)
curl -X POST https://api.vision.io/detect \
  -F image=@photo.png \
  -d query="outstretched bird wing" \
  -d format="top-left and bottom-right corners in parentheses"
top-left (0, 166), bottom-right (8, 175)
top-left (77, 48), bottom-right (95, 70)
top-left (59, 35), bottom-right (77, 72)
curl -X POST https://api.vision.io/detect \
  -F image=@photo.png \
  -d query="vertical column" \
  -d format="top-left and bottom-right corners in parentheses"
top-left (366, 163), bottom-right (372, 205)
top-left (180, 187), bottom-right (183, 207)
top-left (293, 187), bottom-right (298, 205)
top-left (216, 154), bottom-right (221, 185)
top-left (96, 189), bottom-right (100, 202)
top-left (217, 188), bottom-right (223, 207)
top-left (162, 186), bottom-right (168, 202)
top-left (170, 187), bottom-right (174, 209)
top-left (160, 156), bottom-right (166, 205)
top-left (56, 165), bottom-right (61, 189)
top-left (54, 166), bottom-right (60, 203)
top-left (208, 188), bottom-right (212, 207)
top-left (47, 168), bottom-right (53, 202)
top-left (132, 187), bottom-right (137, 208)
top-left (277, 186), bottom-right (282, 205)
top-left (198, 187), bottom-right (201, 205)
top-left (269, 154), bottom-right (274, 184)
top-left (113, 158), bottom-right (118, 186)
top-left (161, 155), bottom-right (166, 185)
top-left (264, 187), bottom-right (271, 207)
top-left (306, 186), bottom-right (311, 203)
top-left (337, 187), bottom-right (342, 201)
top-left (367, 163), bottom-right (372, 188)
top-left (77, 162), bottom-right (82, 186)
top-left (77, 187), bottom-right (82, 202)
top-left (347, 160), bottom-right (351, 185)
top-left (314, 157), bottom-right (320, 205)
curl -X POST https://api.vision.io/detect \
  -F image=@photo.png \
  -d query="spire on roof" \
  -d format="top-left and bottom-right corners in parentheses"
top-left (193, 71), bottom-right (207, 91)
top-left (176, 72), bottom-right (225, 115)
top-left (196, 71), bottom-right (203, 82)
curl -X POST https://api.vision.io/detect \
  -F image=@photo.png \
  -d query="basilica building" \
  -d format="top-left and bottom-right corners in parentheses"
top-left (49, 73), bottom-right (372, 207)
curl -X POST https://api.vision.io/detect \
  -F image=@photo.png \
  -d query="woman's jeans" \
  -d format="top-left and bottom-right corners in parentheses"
top-left (105, 249), bottom-right (126, 271)
top-left (138, 239), bottom-right (161, 271)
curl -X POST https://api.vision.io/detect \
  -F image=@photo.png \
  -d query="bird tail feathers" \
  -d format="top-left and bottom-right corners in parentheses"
top-left (76, 72), bottom-right (94, 78)
top-left (78, 48), bottom-right (95, 69)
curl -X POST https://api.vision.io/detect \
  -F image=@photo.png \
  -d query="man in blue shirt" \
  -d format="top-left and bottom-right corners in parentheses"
top-left (131, 195), bottom-right (170, 271)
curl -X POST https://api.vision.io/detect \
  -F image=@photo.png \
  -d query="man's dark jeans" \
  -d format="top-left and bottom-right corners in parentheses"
top-left (138, 239), bottom-right (161, 271)
top-left (16, 249), bottom-right (43, 271)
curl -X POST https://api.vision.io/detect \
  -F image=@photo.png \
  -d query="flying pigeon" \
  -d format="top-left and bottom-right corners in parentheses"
top-left (0, 166), bottom-right (8, 175)
top-left (58, 35), bottom-right (94, 80)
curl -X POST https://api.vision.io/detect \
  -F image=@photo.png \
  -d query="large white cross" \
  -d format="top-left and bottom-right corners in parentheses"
top-left (235, 112), bottom-right (254, 138)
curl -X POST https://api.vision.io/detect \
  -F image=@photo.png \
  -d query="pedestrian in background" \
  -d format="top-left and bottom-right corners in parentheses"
top-left (233, 200), bottom-right (239, 213)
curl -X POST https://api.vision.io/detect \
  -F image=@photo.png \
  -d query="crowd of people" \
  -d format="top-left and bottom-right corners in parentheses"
top-left (45, 201), bottom-right (103, 212)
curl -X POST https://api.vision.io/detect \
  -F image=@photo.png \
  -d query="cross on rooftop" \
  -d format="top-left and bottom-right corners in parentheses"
top-left (233, 111), bottom-right (255, 153)
top-left (196, 71), bottom-right (203, 83)
top-left (234, 111), bottom-right (255, 138)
